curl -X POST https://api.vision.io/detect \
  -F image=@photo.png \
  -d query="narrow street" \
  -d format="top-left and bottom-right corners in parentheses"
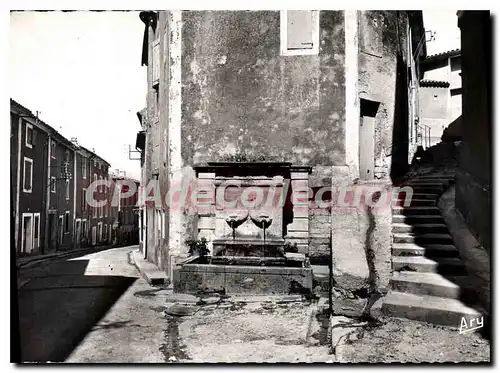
top-left (17, 247), bottom-right (163, 362)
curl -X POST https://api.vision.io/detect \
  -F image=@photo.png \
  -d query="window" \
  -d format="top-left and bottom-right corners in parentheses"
top-left (65, 211), bottom-right (70, 233)
top-left (162, 211), bottom-right (165, 239)
top-left (65, 180), bottom-right (70, 200)
top-left (82, 158), bottom-right (87, 179)
top-left (82, 188), bottom-right (87, 212)
top-left (450, 56), bottom-right (461, 72)
top-left (152, 39), bottom-right (160, 87)
top-left (280, 10), bottom-right (319, 56)
top-left (23, 157), bottom-right (33, 193)
top-left (51, 141), bottom-right (56, 159)
top-left (51, 176), bottom-right (56, 193)
top-left (93, 174), bottom-right (98, 218)
top-left (25, 122), bottom-right (34, 148)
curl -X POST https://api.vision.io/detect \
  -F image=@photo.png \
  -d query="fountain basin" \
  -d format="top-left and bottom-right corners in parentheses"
top-left (173, 261), bottom-right (312, 295)
top-left (212, 237), bottom-right (285, 257)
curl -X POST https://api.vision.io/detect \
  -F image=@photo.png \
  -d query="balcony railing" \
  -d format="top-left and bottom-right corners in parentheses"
top-left (416, 123), bottom-right (431, 149)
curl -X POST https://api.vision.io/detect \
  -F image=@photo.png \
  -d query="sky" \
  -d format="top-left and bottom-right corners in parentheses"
top-left (9, 11), bottom-right (146, 180)
top-left (422, 10), bottom-right (461, 55)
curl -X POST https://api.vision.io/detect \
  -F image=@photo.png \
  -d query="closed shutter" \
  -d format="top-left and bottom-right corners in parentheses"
top-left (287, 11), bottom-right (314, 50)
top-left (152, 40), bottom-right (160, 86)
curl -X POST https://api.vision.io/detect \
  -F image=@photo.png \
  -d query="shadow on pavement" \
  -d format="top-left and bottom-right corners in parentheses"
top-left (16, 259), bottom-right (136, 363)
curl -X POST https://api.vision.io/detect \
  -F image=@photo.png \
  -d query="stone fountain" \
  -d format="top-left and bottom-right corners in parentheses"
top-left (173, 162), bottom-right (313, 295)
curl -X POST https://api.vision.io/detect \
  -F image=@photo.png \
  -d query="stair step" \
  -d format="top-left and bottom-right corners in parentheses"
top-left (392, 206), bottom-right (441, 215)
top-left (390, 271), bottom-right (462, 299)
top-left (381, 291), bottom-right (482, 327)
top-left (392, 256), bottom-right (466, 274)
top-left (393, 232), bottom-right (453, 244)
top-left (392, 243), bottom-right (459, 257)
top-left (392, 214), bottom-right (445, 224)
top-left (408, 178), bottom-right (453, 184)
top-left (393, 192), bottom-right (439, 200)
top-left (404, 181), bottom-right (448, 185)
top-left (393, 198), bottom-right (436, 207)
top-left (402, 186), bottom-right (444, 194)
top-left (413, 174), bottom-right (454, 178)
top-left (392, 223), bottom-right (449, 234)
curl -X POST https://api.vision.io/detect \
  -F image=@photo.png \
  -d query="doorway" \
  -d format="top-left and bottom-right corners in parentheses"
top-left (359, 98), bottom-right (380, 181)
top-left (75, 219), bottom-right (81, 248)
top-left (48, 213), bottom-right (56, 251)
top-left (21, 214), bottom-right (33, 254)
top-left (98, 222), bottom-right (103, 244)
top-left (91, 226), bottom-right (97, 246)
top-left (58, 215), bottom-right (64, 246)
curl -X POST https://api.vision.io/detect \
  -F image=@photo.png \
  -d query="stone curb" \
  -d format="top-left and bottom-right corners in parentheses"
top-left (130, 249), bottom-right (169, 286)
top-left (16, 244), bottom-right (115, 269)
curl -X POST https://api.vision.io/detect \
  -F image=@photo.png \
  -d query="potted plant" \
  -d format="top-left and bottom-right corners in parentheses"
top-left (185, 237), bottom-right (210, 264)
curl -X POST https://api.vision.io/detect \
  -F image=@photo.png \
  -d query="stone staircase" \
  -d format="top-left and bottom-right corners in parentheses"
top-left (382, 170), bottom-right (482, 326)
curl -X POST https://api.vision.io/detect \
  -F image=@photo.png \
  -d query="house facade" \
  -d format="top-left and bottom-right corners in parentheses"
top-left (109, 174), bottom-right (140, 246)
top-left (73, 144), bottom-right (113, 248)
top-left (11, 99), bottom-right (114, 257)
top-left (418, 48), bottom-right (462, 146)
top-left (137, 10), bottom-right (426, 292)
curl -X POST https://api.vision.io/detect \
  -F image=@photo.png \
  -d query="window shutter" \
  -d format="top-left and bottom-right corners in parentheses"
top-left (287, 10), bottom-right (314, 50)
top-left (152, 40), bottom-right (160, 87)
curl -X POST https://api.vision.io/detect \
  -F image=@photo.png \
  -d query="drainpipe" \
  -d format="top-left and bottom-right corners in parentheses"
top-left (73, 148), bottom-right (77, 250)
top-left (328, 205), bottom-right (333, 317)
top-left (15, 116), bottom-right (22, 255)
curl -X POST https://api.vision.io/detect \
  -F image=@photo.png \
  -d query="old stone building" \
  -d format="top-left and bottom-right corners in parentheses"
top-left (418, 48), bottom-right (462, 146)
top-left (137, 10), bottom-right (426, 292)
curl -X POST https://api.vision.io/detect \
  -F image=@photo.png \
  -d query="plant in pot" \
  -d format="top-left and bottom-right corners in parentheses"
top-left (185, 237), bottom-right (210, 264)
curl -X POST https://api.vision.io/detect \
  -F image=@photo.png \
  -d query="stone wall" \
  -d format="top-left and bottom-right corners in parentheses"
top-left (181, 10), bottom-right (346, 166)
top-left (456, 11), bottom-right (491, 253)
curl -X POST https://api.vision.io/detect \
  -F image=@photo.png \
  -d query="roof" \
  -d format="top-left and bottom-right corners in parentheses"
top-left (77, 144), bottom-right (111, 167)
top-left (111, 175), bottom-right (140, 184)
top-left (10, 98), bottom-right (78, 150)
top-left (423, 49), bottom-right (461, 62)
top-left (419, 80), bottom-right (450, 88)
top-left (11, 98), bottom-right (111, 166)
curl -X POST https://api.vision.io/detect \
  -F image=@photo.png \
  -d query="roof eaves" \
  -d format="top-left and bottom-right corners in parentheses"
top-left (420, 80), bottom-right (450, 88)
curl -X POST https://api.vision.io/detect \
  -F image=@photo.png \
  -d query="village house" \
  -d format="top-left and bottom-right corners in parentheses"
top-left (11, 99), bottom-right (79, 255)
top-left (136, 10), bottom-right (427, 294)
top-left (11, 99), bottom-right (115, 257)
top-left (109, 172), bottom-right (140, 246)
top-left (418, 48), bottom-right (462, 146)
top-left (73, 143), bottom-right (113, 248)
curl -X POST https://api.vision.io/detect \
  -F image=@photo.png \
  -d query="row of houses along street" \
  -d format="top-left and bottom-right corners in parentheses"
top-left (11, 99), bottom-right (140, 258)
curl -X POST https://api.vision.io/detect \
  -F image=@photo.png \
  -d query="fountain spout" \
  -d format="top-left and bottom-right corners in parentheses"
top-left (250, 213), bottom-right (273, 257)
